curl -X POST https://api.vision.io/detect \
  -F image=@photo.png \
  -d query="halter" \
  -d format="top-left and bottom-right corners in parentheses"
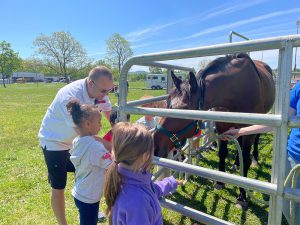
top-left (155, 77), bottom-right (206, 149)
top-left (156, 120), bottom-right (201, 149)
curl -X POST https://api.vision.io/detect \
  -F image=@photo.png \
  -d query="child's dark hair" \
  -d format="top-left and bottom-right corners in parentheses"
top-left (66, 99), bottom-right (98, 128)
top-left (109, 110), bottom-right (130, 125)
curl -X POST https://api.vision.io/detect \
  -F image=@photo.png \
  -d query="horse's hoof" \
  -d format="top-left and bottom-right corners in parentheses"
top-left (236, 200), bottom-right (248, 210)
top-left (232, 164), bottom-right (239, 172)
top-left (214, 183), bottom-right (225, 190)
top-left (251, 159), bottom-right (258, 168)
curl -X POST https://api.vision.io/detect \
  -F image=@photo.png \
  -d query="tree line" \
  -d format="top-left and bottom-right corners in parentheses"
top-left (0, 31), bottom-right (133, 87)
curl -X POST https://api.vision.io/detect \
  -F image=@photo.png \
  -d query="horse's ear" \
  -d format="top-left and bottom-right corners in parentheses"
top-left (189, 72), bottom-right (198, 93)
top-left (171, 70), bottom-right (182, 91)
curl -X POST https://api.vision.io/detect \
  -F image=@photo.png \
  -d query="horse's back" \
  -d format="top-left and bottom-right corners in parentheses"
top-left (253, 60), bottom-right (275, 112)
top-left (203, 54), bottom-right (275, 114)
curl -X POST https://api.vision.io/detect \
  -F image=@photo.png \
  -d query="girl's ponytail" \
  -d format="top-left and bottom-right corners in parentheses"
top-left (104, 162), bottom-right (121, 220)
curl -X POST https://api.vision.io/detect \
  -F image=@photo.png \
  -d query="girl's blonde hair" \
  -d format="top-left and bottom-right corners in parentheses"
top-left (104, 122), bottom-right (154, 218)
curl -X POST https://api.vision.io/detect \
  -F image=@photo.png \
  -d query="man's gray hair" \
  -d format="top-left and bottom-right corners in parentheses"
top-left (88, 66), bottom-right (113, 81)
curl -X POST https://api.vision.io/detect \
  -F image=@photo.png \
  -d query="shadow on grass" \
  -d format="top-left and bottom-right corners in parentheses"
top-left (165, 133), bottom-right (276, 224)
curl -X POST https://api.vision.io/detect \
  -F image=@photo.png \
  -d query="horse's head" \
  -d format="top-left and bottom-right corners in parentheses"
top-left (153, 71), bottom-right (203, 157)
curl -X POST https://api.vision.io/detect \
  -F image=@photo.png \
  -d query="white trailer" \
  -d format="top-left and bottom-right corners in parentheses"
top-left (146, 74), bottom-right (167, 89)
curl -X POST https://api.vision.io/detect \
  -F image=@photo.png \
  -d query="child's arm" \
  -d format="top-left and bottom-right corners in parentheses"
top-left (93, 135), bottom-right (112, 152)
top-left (152, 176), bottom-right (178, 198)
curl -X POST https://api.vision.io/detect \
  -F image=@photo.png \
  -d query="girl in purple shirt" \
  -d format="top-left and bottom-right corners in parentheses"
top-left (104, 122), bottom-right (181, 225)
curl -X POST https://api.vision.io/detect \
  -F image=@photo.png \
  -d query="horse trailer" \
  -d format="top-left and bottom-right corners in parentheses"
top-left (146, 74), bottom-right (167, 89)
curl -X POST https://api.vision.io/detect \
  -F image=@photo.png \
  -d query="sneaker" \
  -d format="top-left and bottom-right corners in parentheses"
top-left (98, 211), bottom-right (106, 222)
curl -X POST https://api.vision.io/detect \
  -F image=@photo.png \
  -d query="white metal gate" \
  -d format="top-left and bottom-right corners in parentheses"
top-left (117, 35), bottom-right (300, 225)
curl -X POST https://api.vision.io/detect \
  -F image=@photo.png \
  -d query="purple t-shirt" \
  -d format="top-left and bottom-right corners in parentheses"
top-left (288, 81), bottom-right (300, 162)
top-left (113, 166), bottom-right (178, 225)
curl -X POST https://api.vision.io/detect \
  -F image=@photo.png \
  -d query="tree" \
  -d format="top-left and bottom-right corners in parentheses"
top-left (33, 31), bottom-right (89, 82)
top-left (149, 66), bottom-right (163, 74)
top-left (21, 57), bottom-right (52, 74)
top-left (105, 33), bottom-right (133, 76)
top-left (0, 41), bottom-right (21, 88)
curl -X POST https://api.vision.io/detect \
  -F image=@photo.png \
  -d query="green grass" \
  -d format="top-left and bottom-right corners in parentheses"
top-left (0, 82), bottom-right (280, 225)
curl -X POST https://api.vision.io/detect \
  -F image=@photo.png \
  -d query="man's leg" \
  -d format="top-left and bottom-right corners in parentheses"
top-left (51, 189), bottom-right (68, 225)
top-left (43, 148), bottom-right (73, 225)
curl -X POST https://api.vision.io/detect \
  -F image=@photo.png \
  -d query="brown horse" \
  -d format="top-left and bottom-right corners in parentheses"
top-left (153, 53), bottom-right (275, 209)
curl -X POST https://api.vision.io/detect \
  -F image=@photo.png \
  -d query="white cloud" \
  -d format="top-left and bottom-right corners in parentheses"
top-left (173, 8), bottom-right (300, 42)
top-left (127, 0), bottom-right (267, 44)
top-left (202, 0), bottom-right (267, 20)
top-left (131, 8), bottom-right (300, 52)
top-left (126, 22), bottom-right (176, 42)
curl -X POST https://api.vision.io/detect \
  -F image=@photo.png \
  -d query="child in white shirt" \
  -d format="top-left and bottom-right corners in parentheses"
top-left (66, 99), bottom-right (112, 225)
top-left (135, 95), bottom-right (160, 130)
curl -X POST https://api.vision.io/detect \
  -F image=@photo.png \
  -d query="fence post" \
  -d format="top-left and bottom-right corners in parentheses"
top-left (268, 40), bottom-right (293, 225)
top-left (167, 69), bottom-right (173, 93)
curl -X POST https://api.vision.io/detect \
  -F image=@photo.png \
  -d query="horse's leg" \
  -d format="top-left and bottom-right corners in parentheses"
top-left (215, 140), bottom-right (228, 189)
top-left (251, 134), bottom-right (260, 167)
top-left (236, 135), bottom-right (255, 210)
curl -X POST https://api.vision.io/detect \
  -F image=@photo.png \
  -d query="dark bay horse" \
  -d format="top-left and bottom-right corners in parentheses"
top-left (153, 53), bottom-right (275, 209)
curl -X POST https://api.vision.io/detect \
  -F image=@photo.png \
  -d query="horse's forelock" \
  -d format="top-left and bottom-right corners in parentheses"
top-left (167, 80), bottom-right (192, 109)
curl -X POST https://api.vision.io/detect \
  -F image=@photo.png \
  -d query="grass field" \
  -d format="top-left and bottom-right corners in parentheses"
top-left (0, 82), bottom-right (282, 225)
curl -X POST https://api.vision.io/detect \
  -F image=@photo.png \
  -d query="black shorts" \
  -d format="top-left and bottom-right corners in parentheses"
top-left (42, 146), bottom-right (75, 189)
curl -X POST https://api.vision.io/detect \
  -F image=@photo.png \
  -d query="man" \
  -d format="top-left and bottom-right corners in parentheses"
top-left (38, 66), bottom-right (113, 225)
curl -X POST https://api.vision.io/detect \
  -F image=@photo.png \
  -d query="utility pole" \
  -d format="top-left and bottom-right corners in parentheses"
top-left (294, 20), bottom-right (300, 72)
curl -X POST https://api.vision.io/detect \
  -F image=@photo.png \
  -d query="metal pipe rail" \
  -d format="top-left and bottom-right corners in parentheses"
top-left (135, 61), bottom-right (195, 72)
top-left (126, 95), bottom-right (300, 128)
top-left (229, 31), bottom-right (250, 43)
top-left (126, 95), bottom-right (168, 107)
top-left (119, 35), bottom-right (300, 121)
top-left (160, 198), bottom-right (234, 225)
top-left (121, 106), bottom-right (282, 127)
top-left (120, 35), bottom-right (300, 68)
top-left (116, 34), bottom-right (300, 225)
top-left (284, 187), bottom-right (300, 202)
top-left (153, 156), bottom-right (277, 196)
top-left (288, 116), bottom-right (300, 128)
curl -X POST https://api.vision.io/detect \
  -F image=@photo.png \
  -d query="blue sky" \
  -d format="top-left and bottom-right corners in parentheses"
top-left (1, 0), bottom-right (300, 71)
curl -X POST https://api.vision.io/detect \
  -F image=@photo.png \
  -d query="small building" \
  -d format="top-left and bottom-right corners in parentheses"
top-left (12, 72), bottom-right (44, 82)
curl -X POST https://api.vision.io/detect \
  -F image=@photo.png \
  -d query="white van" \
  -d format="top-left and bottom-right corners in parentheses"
top-left (146, 74), bottom-right (167, 89)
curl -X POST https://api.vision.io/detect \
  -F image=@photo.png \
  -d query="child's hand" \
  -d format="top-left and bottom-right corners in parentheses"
top-left (94, 136), bottom-right (112, 152)
top-left (176, 179), bottom-right (184, 186)
top-left (93, 135), bottom-right (101, 142)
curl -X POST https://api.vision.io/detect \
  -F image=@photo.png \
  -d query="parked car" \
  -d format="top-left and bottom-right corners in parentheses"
top-left (16, 78), bottom-right (26, 83)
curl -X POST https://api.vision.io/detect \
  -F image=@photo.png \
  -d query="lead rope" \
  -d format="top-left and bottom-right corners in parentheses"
top-left (188, 131), bottom-right (270, 205)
